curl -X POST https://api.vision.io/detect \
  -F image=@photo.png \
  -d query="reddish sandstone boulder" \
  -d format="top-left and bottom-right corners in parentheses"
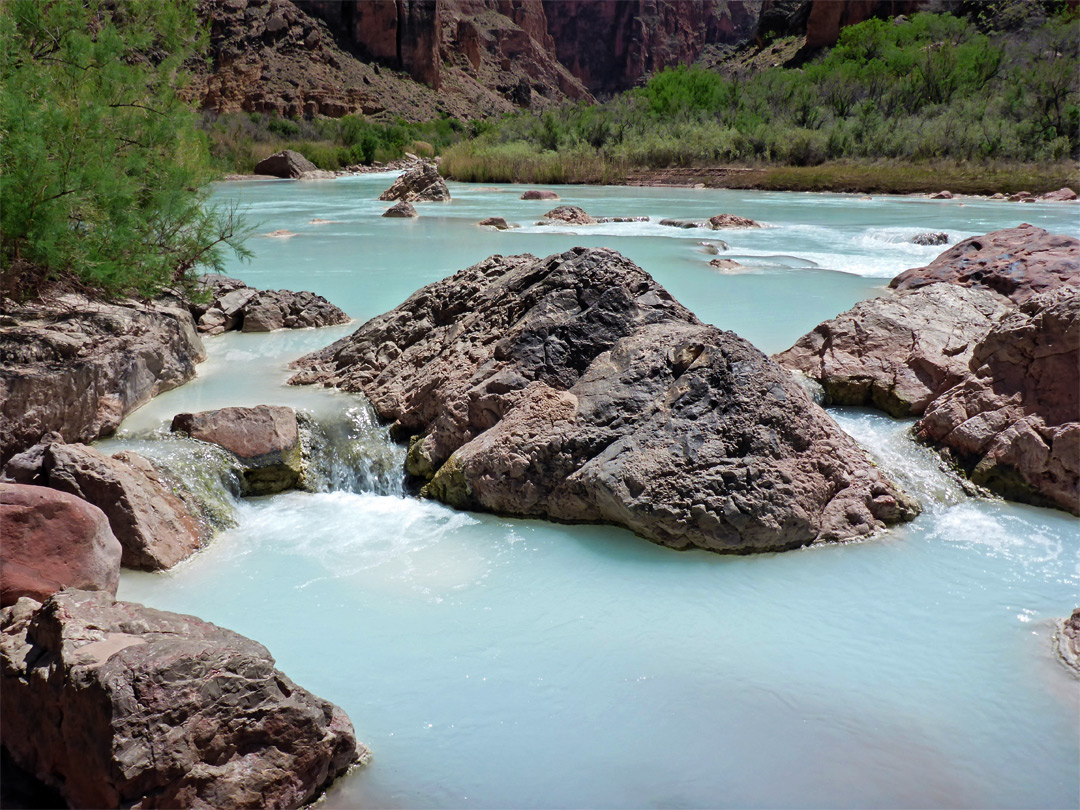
top-left (0, 590), bottom-right (362, 809)
top-left (0, 484), bottom-right (121, 606)
top-left (708, 213), bottom-right (761, 229)
top-left (541, 205), bottom-right (595, 225)
top-left (917, 288), bottom-right (1079, 514)
top-left (1038, 187), bottom-right (1077, 202)
top-left (478, 216), bottom-right (512, 230)
top-left (171, 406), bottom-right (302, 495)
top-left (377, 162), bottom-right (449, 202)
top-left (889, 224), bottom-right (1080, 303)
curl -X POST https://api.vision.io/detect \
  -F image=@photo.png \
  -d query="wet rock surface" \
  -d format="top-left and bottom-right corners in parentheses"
top-left (775, 285), bottom-right (1013, 417)
top-left (291, 247), bottom-right (917, 553)
top-left (0, 294), bottom-right (205, 464)
top-left (708, 213), bottom-right (761, 228)
top-left (254, 149), bottom-right (317, 178)
top-left (2, 441), bottom-right (206, 571)
top-left (383, 201), bottom-right (419, 218)
top-left (889, 224), bottom-right (1080, 303)
top-left (1055, 608), bottom-right (1080, 676)
top-left (171, 405), bottom-right (303, 496)
top-left (916, 288), bottom-right (1079, 514)
top-left (478, 216), bottom-right (512, 230)
top-left (0, 484), bottom-right (120, 607)
top-left (912, 232), bottom-right (949, 246)
top-left (378, 163), bottom-right (450, 203)
top-left (191, 274), bottom-right (349, 335)
top-left (520, 190), bottom-right (560, 200)
top-left (540, 205), bottom-right (596, 225)
top-left (0, 590), bottom-right (362, 809)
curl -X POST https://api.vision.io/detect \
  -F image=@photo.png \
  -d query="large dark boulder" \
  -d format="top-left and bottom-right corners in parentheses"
top-left (291, 248), bottom-right (917, 553)
top-left (0, 294), bottom-right (205, 464)
top-left (916, 288), bottom-right (1079, 514)
top-left (774, 285), bottom-right (1013, 417)
top-left (377, 162), bottom-right (450, 202)
top-left (253, 149), bottom-right (318, 178)
top-left (889, 224), bottom-right (1080, 303)
top-left (171, 405), bottom-right (303, 496)
top-left (0, 590), bottom-right (362, 809)
top-left (0, 484), bottom-right (121, 607)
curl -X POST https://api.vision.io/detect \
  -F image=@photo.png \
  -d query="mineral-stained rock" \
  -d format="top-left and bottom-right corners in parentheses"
top-left (774, 285), bottom-right (1013, 417)
top-left (917, 288), bottom-right (1079, 514)
top-left (0, 485), bottom-right (121, 607)
top-left (254, 149), bottom-right (318, 178)
top-left (1055, 608), bottom-right (1080, 676)
top-left (912, 232), bottom-right (949, 246)
top-left (383, 201), bottom-right (419, 218)
top-left (478, 216), bottom-right (511, 230)
top-left (191, 274), bottom-right (349, 335)
top-left (520, 190), bottom-right (560, 200)
top-left (0, 590), bottom-right (361, 809)
top-left (377, 163), bottom-right (450, 202)
top-left (40, 443), bottom-right (205, 571)
top-left (1038, 187), bottom-right (1078, 202)
top-left (171, 406), bottom-right (303, 496)
top-left (541, 205), bottom-right (596, 225)
top-left (708, 213), bottom-right (760, 229)
top-left (891, 225), bottom-right (1080, 303)
top-left (0, 294), bottom-right (205, 464)
top-left (291, 248), bottom-right (918, 552)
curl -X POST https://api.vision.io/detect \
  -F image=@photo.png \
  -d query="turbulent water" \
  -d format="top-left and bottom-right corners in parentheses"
top-left (107, 176), bottom-right (1079, 809)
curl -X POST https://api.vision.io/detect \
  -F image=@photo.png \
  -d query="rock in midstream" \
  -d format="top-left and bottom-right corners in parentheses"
top-left (0, 590), bottom-right (363, 809)
top-left (377, 162), bottom-right (450, 202)
top-left (290, 247), bottom-right (918, 553)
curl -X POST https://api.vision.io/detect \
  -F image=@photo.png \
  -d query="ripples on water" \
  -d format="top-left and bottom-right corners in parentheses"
top-left (114, 179), bottom-right (1079, 809)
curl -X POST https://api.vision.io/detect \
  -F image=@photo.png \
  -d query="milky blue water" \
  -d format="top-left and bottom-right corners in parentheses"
top-left (112, 175), bottom-right (1079, 809)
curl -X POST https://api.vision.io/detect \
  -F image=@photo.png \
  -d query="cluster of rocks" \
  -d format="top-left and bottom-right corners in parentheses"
top-left (776, 224), bottom-right (1079, 515)
top-left (191, 274), bottom-right (350, 334)
top-left (659, 214), bottom-right (761, 229)
top-left (912, 232), bottom-right (949, 246)
top-left (931, 187), bottom-right (1077, 203)
top-left (291, 246), bottom-right (918, 553)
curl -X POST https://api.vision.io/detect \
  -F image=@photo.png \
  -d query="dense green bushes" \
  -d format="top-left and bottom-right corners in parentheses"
top-left (442, 9), bottom-right (1079, 182)
top-left (1, 0), bottom-right (250, 300)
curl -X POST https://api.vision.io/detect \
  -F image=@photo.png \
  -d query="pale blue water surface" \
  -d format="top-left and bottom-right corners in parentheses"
top-left (112, 175), bottom-right (1079, 809)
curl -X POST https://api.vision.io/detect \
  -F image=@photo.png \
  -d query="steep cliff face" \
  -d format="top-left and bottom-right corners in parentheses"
top-left (542, 0), bottom-right (763, 95)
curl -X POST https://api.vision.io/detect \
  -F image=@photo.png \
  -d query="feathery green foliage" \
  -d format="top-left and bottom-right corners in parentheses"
top-left (0, 0), bottom-right (250, 300)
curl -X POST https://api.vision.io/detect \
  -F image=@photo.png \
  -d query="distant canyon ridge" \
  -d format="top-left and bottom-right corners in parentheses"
top-left (192, 0), bottom-right (926, 121)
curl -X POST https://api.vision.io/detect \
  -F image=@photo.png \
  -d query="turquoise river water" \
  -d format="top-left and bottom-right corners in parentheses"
top-left (106, 175), bottom-right (1079, 809)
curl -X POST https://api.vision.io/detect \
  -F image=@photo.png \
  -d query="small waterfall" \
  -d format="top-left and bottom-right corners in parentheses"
top-left (299, 403), bottom-right (406, 497)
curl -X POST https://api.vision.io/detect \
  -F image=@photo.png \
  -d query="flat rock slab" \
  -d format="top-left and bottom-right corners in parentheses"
top-left (889, 224), bottom-right (1080, 303)
top-left (775, 285), bottom-right (1013, 417)
top-left (378, 163), bottom-right (450, 202)
top-left (171, 405), bottom-right (302, 496)
top-left (0, 294), bottom-right (205, 464)
top-left (0, 484), bottom-right (121, 607)
top-left (916, 287), bottom-right (1079, 514)
top-left (0, 590), bottom-right (361, 809)
top-left (291, 248), bottom-right (917, 553)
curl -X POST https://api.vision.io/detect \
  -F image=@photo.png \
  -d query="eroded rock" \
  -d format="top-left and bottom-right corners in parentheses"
top-left (1055, 608), bottom-right (1080, 676)
top-left (1038, 187), bottom-right (1078, 202)
top-left (254, 149), bottom-right (317, 178)
top-left (541, 205), bottom-right (596, 225)
top-left (916, 287), bottom-right (1079, 514)
top-left (0, 294), bottom-right (205, 464)
top-left (708, 213), bottom-right (760, 229)
top-left (383, 201), bottom-right (418, 218)
top-left (171, 406), bottom-right (303, 496)
top-left (912, 232), bottom-right (949, 246)
top-left (478, 216), bottom-right (511, 230)
top-left (890, 224), bottom-right (1080, 303)
top-left (0, 590), bottom-right (362, 809)
top-left (377, 162), bottom-right (449, 202)
top-left (291, 248), bottom-right (917, 553)
top-left (775, 285), bottom-right (1013, 417)
top-left (191, 274), bottom-right (348, 335)
top-left (0, 485), bottom-right (120, 607)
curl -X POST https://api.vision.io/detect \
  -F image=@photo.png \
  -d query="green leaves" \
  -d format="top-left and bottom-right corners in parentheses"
top-left (1, 0), bottom-right (248, 300)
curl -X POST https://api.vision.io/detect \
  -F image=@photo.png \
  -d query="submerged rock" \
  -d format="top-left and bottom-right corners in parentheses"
top-left (171, 405), bottom-right (303, 496)
top-left (911, 232), bottom-right (949, 246)
top-left (377, 162), bottom-right (450, 202)
top-left (595, 216), bottom-right (650, 223)
top-left (291, 248), bottom-right (917, 553)
top-left (254, 149), bottom-right (317, 179)
top-left (0, 590), bottom-right (362, 809)
top-left (708, 213), bottom-right (760, 229)
top-left (889, 224), bottom-right (1080, 302)
top-left (541, 205), bottom-right (596, 225)
top-left (0, 294), bottom-right (205, 464)
top-left (775, 285), bottom-right (1012, 417)
top-left (478, 216), bottom-right (512, 230)
top-left (382, 201), bottom-right (418, 218)
top-left (520, 190), bottom-right (559, 200)
top-left (1054, 609), bottom-right (1080, 676)
top-left (191, 274), bottom-right (349, 335)
top-left (709, 259), bottom-right (745, 272)
top-left (0, 484), bottom-right (121, 607)
top-left (916, 288), bottom-right (1079, 514)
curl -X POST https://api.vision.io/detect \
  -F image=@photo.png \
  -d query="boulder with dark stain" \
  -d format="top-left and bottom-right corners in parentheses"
top-left (291, 248), bottom-right (917, 553)
top-left (0, 485), bottom-right (121, 607)
top-left (0, 590), bottom-right (362, 809)
top-left (254, 149), bottom-right (318, 178)
top-left (889, 224), bottom-right (1080, 303)
top-left (378, 162), bottom-right (450, 202)
top-left (171, 405), bottom-right (303, 495)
